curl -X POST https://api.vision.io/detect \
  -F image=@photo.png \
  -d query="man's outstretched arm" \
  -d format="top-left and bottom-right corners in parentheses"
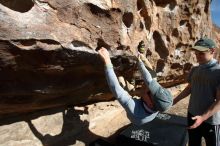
top-left (98, 48), bottom-right (133, 107)
top-left (137, 59), bottom-right (153, 86)
top-left (173, 84), bottom-right (191, 105)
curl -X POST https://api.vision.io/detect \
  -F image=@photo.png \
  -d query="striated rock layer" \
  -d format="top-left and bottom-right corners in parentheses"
top-left (0, 0), bottom-right (218, 115)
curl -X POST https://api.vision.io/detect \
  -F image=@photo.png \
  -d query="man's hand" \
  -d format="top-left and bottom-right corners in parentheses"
top-left (139, 53), bottom-right (147, 61)
top-left (137, 53), bottom-right (146, 61)
top-left (98, 47), bottom-right (111, 65)
top-left (137, 53), bottom-right (142, 61)
top-left (137, 53), bottom-right (153, 69)
top-left (188, 88), bottom-right (220, 129)
top-left (188, 115), bottom-right (205, 129)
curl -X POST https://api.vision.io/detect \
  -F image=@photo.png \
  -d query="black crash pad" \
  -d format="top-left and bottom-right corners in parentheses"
top-left (116, 113), bottom-right (188, 146)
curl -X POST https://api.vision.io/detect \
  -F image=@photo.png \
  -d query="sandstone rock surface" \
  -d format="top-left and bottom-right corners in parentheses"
top-left (0, 0), bottom-right (219, 115)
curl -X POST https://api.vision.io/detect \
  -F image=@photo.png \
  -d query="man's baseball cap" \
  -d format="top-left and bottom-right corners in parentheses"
top-left (192, 38), bottom-right (216, 52)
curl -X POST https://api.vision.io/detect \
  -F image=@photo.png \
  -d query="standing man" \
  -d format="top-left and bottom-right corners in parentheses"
top-left (174, 38), bottom-right (220, 146)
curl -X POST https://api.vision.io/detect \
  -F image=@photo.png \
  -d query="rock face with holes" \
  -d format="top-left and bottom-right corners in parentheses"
top-left (0, 0), bottom-right (218, 115)
top-left (213, 24), bottom-right (220, 61)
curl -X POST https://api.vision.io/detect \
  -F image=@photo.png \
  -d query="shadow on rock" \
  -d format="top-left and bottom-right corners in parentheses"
top-left (25, 106), bottom-right (102, 146)
top-left (0, 106), bottom-right (105, 146)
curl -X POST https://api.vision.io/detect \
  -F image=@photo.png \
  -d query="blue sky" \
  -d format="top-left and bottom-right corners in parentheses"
top-left (211, 0), bottom-right (220, 27)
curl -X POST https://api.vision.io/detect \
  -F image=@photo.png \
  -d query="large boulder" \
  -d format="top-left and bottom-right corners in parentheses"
top-left (0, 0), bottom-right (218, 115)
